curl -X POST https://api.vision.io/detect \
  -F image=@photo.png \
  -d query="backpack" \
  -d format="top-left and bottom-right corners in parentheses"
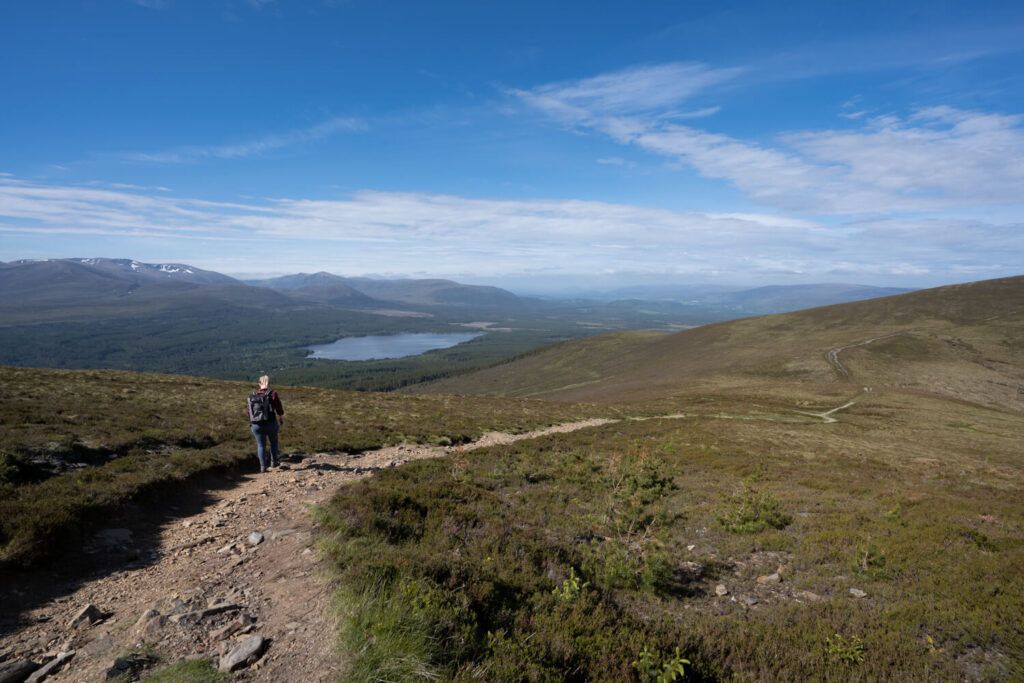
top-left (248, 390), bottom-right (274, 424)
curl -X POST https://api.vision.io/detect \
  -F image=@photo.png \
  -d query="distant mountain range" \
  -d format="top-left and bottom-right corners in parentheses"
top-left (246, 271), bottom-right (528, 309)
top-left (5, 257), bottom-right (237, 287)
top-left (1, 258), bottom-right (917, 319)
top-left (567, 282), bottom-right (915, 313)
top-left (0, 259), bottom-right (528, 316)
top-left (0, 257), bottom-right (934, 387)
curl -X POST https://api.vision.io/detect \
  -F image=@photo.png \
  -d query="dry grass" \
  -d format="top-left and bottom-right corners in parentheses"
top-left (412, 276), bottom-right (1024, 411)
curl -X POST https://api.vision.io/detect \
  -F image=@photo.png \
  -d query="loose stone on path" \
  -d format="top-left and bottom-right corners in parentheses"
top-left (219, 635), bottom-right (266, 672)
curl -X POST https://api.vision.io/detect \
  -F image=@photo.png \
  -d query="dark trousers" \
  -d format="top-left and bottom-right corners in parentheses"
top-left (250, 420), bottom-right (280, 470)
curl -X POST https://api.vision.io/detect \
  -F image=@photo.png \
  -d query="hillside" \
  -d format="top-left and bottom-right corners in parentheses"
top-left (249, 273), bottom-right (529, 309)
top-left (411, 275), bottom-right (1024, 413)
top-left (1, 277), bottom-right (1023, 680)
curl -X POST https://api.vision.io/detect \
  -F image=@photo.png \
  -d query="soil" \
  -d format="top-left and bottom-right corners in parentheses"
top-left (0, 419), bottom-right (613, 682)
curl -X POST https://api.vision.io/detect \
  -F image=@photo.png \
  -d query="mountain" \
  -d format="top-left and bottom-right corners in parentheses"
top-left (245, 271), bottom-right (351, 290)
top-left (569, 282), bottom-right (914, 313)
top-left (0, 258), bottom-right (240, 312)
top-left (0, 259), bottom-right (141, 305)
top-left (337, 277), bottom-right (530, 309)
top-left (0, 258), bottom-right (288, 325)
top-left (7, 258), bottom-right (239, 285)
top-left (286, 284), bottom-right (379, 306)
top-left (249, 272), bottom-right (530, 309)
top-left (409, 275), bottom-right (1024, 413)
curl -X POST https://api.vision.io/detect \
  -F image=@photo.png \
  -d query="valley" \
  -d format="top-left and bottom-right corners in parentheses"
top-left (0, 258), bottom-right (918, 393)
top-left (0, 274), bottom-right (1021, 681)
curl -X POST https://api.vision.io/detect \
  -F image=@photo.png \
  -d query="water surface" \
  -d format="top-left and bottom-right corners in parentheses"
top-left (306, 332), bottom-right (482, 361)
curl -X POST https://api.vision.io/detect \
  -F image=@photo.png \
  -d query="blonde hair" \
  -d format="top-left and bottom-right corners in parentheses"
top-left (258, 375), bottom-right (270, 389)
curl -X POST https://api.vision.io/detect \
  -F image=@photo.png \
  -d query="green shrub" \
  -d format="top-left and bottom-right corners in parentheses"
top-left (716, 485), bottom-right (791, 534)
top-left (851, 541), bottom-right (888, 581)
top-left (633, 646), bottom-right (690, 682)
top-left (551, 567), bottom-right (590, 603)
top-left (824, 633), bottom-right (865, 665)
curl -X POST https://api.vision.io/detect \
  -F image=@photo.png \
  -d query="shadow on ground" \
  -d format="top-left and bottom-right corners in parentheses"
top-left (0, 463), bottom-right (256, 640)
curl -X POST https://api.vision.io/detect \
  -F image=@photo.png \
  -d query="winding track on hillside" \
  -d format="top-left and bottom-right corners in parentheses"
top-left (825, 331), bottom-right (909, 380)
top-left (0, 401), bottom-right (857, 681)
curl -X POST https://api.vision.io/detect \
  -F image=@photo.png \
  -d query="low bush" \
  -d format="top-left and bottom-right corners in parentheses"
top-left (715, 485), bottom-right (792, 534)
top-left (318, 401), bottom-right (1024, 681)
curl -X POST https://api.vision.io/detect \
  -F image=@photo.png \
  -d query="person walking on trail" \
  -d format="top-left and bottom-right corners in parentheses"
top-left (247, 375), bottom-right (285, 473)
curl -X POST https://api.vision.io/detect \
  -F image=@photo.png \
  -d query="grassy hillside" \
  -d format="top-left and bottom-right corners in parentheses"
top-left (316, 276), bottom-right (1024, 681)
top-left (319, 385), bottom-right (1024, 681)
top-left (0, 366), bottom-right (609, 566)
top-left (409, 276), bottom-right (1024, 412)
top-left (5, 276), bottom-right (1023, 681)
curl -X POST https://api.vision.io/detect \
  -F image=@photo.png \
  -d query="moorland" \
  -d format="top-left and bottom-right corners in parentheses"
top-left (0, 272), bottom-right (1021, 681)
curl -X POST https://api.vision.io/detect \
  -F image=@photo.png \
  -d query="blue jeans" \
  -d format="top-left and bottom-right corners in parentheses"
top-left (250, 420), bottom-right (280, 470)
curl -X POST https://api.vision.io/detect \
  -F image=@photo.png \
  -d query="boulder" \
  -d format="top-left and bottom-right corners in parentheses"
top-left (133, 609), bottom-right (165, 638)
top-left (68, 604), bottom-right (103, 629)
top-left (218, 635), bottom-right (265, 672)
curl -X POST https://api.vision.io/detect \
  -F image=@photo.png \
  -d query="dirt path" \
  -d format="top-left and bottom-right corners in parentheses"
top-left (825, 332), bottom-right (907, 380)
top-left (0, 419), bottom-right (613, 682)
top-left (0, 400), bottom-right (861, 681)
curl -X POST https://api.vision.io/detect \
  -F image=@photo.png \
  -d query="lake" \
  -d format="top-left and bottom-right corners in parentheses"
top-left (305, 332), bottom-right (482, 361)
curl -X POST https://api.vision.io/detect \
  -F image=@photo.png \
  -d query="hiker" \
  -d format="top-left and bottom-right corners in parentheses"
top-left (247, 375), bottom-right (285, 473)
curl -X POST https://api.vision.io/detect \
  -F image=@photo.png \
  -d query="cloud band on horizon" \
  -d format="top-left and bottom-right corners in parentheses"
top-left (0, 176), bottom-right (1018, 283)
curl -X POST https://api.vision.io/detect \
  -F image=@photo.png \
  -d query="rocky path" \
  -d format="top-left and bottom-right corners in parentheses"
top-left (0, 420), bottom-right (613, 682)
top-left (0, 401), bottom-right (860, 682)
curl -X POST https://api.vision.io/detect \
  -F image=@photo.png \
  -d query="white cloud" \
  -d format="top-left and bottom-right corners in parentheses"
top-left (123, 116), bottom-right (365, 164)
top-left (129, 0), bottom-right (166, 8)
top-left (2, 176), bottom-right (1019, 283)
top-left (509, 62), bottom-right (742, 126)
top-left (515, 64), bottom-right (1024, 214)
top-left (596, 157), bottom-right (634, 167)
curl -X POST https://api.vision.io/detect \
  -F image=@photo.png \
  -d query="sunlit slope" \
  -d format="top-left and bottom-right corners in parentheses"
top-left (412, 275), bottom-right (1024, 410)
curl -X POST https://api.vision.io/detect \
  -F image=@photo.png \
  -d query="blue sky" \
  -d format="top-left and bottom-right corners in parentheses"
top-left (2, 0), bottom-right (1023, 292)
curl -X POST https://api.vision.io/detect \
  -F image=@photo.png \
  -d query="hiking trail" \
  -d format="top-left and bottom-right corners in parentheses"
top-left (0, 399), bottom-right (856, 681)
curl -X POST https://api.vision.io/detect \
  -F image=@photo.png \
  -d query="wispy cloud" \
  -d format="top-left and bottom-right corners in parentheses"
top-left (515, 64), bottom-right (1024, 214)
top-left (508, 62), bottom-right (742, 125)
top-left (596, 157), bottom-right (635, 167)
top-left (2, 176), bottom-right (1019, 282)
top-left (86, 181), bottom-right (173, 192)
top-left (128, 0), bottom-right (166, 8)
top-left (122, 116), bottom-right (366, 164)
